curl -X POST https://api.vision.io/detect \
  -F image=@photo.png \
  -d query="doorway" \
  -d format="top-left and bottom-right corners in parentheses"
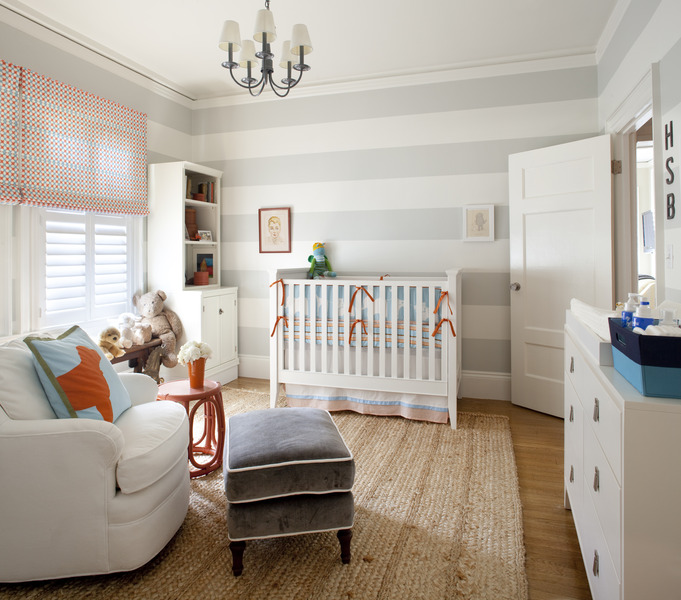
top-left (635, 118), bottom-right (656, 306)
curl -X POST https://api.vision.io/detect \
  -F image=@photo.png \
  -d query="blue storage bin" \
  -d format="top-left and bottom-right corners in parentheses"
top-left (608, 318), bottom-right (681, 398)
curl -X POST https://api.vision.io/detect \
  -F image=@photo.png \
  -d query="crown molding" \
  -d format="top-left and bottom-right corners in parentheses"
top-left (595, 0), bottom-right (633, 64)
top-left (195, 52), bottom-right (597, 109)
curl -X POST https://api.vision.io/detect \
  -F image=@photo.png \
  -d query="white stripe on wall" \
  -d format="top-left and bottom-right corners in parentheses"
top-left (193, 99), bottom-right (598, 162)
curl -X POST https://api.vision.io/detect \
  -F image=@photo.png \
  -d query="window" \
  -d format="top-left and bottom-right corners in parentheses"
top-left (35, 208), bottom-right (143, 330)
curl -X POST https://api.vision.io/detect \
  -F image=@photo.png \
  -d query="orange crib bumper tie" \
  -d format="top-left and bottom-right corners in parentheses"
top-left (348, 286), bottom-right (375, 313)
top-left (432, 317), bottom-right (456, 338)
top-left (269, 279), bottom-right (285, 306)
top-left (349, 319), bottom-right (368, 343)
top-left (434, 291), bottom-right (453, 315)
top-left (270, 315), bottom-right (289, 337)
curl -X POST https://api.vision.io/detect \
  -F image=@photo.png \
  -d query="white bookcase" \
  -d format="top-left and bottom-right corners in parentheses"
top-left (147, 161), bottom-right (238, 385)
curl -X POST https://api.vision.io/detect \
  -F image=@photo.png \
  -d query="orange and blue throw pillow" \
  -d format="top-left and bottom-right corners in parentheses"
top-left (24, 325), bottom-right (131, 422)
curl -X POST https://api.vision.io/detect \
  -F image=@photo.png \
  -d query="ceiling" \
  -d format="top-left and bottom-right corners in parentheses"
top-left (1, 0), bottom-right (620, 101)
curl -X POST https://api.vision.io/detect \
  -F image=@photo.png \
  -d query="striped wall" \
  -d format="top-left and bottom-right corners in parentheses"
top-left (192, 63), bottom-right (600, 397)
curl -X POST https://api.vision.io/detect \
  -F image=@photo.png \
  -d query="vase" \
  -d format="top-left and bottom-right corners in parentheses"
top-left (187, 357), bottom-right (206, 389)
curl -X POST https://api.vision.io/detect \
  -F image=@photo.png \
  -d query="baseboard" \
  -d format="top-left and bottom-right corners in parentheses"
top-left (238, 354), bottom-right (270, 379)
top-left (238, 357), bottom-right (510, 402)
top-left (460, 370), bottom-right (511, 401)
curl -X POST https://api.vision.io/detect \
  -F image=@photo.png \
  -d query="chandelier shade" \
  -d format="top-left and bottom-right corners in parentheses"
top-left (218, 0), bottom-right (312, 97)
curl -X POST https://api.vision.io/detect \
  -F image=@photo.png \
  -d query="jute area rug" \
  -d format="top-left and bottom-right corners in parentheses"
top-left (1, 389), bottom-right (528, 600)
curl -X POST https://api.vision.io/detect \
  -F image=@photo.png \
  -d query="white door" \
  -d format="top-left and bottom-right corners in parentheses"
top-left (509, 135), bottom-right (613, 417)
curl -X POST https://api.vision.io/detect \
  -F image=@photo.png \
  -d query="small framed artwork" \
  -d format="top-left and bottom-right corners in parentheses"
top-left (463, 205), bottom-right (494, 242)
top-left (197, 229), bottom-right (213, 242)
top-left (191, 247), bottom-right (216, 281)
top-left (259, 207), bottom-right (291, 253)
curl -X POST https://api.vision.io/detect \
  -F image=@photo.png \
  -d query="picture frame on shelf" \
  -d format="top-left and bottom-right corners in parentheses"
top-left (198, 229), bottom-right (213, 242)
top-left (190, 247), bottom-right (216, 282)
top-left (259, 207), bottom-right (291, 253)
top-left (463, 205), bottom-right (494, 242)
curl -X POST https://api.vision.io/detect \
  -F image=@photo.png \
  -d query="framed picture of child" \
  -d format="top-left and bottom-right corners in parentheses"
top-left (259, 207), bottom-right (291, 253)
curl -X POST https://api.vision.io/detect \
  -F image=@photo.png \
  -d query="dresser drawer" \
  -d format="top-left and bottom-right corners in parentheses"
top-left (582, 362), bottom-right (622, 483)
top-left (565, 333), bottom-right (590, 401)
top-left (585, 424), bottom-right (621, 580)
top-left (580, 489), bottom-right (621, 600)
top-left (564, 377), bottom-right (584, 513)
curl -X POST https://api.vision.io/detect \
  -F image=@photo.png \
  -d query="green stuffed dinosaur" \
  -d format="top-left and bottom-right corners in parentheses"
top-left (308, 242), bottom-right (336, 279)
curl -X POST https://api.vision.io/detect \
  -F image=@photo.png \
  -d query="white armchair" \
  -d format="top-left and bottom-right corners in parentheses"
top-left (0, 340), bottom-right (191, 582)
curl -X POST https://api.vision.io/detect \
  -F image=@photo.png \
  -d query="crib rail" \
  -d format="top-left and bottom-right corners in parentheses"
top-left (269, 269), bottom-right (461, 426)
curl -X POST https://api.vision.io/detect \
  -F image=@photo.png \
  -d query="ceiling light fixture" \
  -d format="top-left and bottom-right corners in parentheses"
top-left (218, 0), bottom-right (312, 98)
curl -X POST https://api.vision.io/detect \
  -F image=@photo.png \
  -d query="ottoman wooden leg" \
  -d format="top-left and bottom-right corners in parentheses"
top-left (229, 540), bottom-right (246, 576)
top-left (337, 528), bottom-right (352, 564)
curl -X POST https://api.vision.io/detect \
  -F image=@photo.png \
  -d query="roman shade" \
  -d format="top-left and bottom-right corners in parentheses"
top-left (0, 59), bottom-right (148, 216)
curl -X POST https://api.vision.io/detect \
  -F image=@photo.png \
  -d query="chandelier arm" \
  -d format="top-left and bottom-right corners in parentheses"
top-left (249, 76), bottom-right (268, 97)
top-left (228, 66), bottom-right (265, 90)
top-left (267, 73), bottom-right (292, 98)
top-left (269, 68), bottom-right (304, 91)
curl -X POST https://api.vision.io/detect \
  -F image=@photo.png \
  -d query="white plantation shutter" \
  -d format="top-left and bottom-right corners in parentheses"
top-left (42, 209), bottom-right (135, 328)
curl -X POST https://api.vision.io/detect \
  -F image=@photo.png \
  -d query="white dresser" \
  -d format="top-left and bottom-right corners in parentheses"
top-left (564, 314), bottom-right (681, 600)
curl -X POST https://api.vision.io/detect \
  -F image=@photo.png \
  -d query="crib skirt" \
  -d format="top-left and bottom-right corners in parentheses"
top-left (285, 384), bottom-right (449, 424)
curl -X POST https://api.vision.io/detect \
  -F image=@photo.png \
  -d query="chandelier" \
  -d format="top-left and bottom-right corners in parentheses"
top-left (218, 0), bottom-right (313, 98)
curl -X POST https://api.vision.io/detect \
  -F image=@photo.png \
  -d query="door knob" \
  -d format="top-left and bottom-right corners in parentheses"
top-left (510, 282), bottom-right (521, 291)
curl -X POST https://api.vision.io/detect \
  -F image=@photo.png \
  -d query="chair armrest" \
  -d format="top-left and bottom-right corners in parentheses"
top-left (0, 418), bottom-right (125, 580)
top-left (118, 372), bottom-right (160, 406)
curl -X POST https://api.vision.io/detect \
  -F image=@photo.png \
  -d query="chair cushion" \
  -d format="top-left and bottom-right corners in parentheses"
top-left (24, 325), bottom-right (131, 423)
top-left (224, 407), bottom-right (355, 503)
top-left (115, 399), bottom-right (189, 494)
top-left (0, 346), bottom-right (56, 420)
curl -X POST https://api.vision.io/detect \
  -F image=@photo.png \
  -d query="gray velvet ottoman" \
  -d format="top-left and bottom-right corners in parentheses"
top-left (224, 407), bottom-right (355, 576)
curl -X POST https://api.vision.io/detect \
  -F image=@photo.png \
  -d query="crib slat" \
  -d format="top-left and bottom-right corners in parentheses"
top-left (287, 283), bottom-right (295, 371)
top-left (378, 283), bottom-right (386, 378)
top-left (367, 286), bottom-right (375, 377)
top-left (390, 284), bottom-right (398, 379)
top-left (429, 286), bottom-right (436, 381)
top-left (403, 285), bottom-right (410, 380)
top-left (343, 283), bottom-right (351, 376)
top-left (416, 285), bottom-right (423, 380)
top-left (321, 282), bottom-right (328, 373)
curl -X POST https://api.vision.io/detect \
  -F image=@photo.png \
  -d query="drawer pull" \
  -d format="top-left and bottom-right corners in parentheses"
top-left (593, 398), bottom-right (600, 422)
top-left (569, 405), bottom-right (574, 422)
top-left (570, 356), bottom-right (575, 373)
top-left (569, 465), bottom-right (574, 483)
top-left (593, 466), bottom-right (600, 492)
top-left (593, 550), bottom-right (599, 577)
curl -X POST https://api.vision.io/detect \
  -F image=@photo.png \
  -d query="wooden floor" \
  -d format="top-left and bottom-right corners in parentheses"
top-left (227, 378), bottom-right (592, 600)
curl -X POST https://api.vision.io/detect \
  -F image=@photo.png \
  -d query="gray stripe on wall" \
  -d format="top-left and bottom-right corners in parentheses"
top-left (223, 206), bottom-right (510, 243)
top-left (461, 339), bottom-right (511, 373)
top-left (461, 272), bottom-right (511, 306)
top-left (209, 134), bottom-right (585, 188)
top-left (660, 36), bottom-right (681, 113)
top-left (222, 269), bottom-right (271, 298)
top-left (239, 326), bottom-right (269, 356)
top-left (239, 325), bottom-right (510, 374)
top-left (0, 21), bottom-right (192, 133)
top-left (194, 67), bottom-right (597, 134)
top-left (597, 0), bottom-right (662, 95)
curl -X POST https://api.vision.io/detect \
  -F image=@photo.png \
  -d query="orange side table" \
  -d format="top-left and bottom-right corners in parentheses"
top-left (157, 379), bottom-right (225, 478)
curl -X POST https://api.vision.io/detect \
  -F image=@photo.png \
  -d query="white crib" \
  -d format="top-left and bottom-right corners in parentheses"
top-left (269, 268), bottom-right (461, 428)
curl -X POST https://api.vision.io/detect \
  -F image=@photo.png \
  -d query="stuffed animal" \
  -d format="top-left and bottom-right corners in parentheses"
top-left (118, 312), bottom-right (152, 348)
top-left (133, 290), bottom-right (183, 368)
top-left (98, 326), bottom-right (126, 360)
top-left (308, 242), bottom-right (336, 279)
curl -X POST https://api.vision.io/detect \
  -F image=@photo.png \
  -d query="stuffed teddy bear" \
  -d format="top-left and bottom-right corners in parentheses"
top-left (98, 326), bottom-right (126, 360)
top-left (117, 312), bottom-right (152, 348)
top-left (308, 242), bottom-right (336, 279)
top-left (133, 290), bottom-right (183, 368)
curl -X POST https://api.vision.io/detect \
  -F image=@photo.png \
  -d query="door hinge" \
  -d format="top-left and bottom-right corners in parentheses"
top-left (611, 159), bottom-right (622, 175)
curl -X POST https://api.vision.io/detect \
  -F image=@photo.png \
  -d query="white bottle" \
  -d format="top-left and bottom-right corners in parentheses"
top-left (632, 297), bottom-right (654, 330)
top-left (621, 300), bottom-right (636, 327)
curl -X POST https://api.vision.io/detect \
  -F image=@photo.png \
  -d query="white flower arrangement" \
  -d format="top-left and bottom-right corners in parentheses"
top-left (177, 340), bottom-right (213, 366)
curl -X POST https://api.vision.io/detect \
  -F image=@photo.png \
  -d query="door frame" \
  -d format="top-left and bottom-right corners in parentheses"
top-left (604, 67), bottom-right (656, 305)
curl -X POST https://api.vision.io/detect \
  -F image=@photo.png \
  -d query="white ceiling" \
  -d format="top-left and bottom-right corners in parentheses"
top-left (1, 0), bottom-right (620, 101)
